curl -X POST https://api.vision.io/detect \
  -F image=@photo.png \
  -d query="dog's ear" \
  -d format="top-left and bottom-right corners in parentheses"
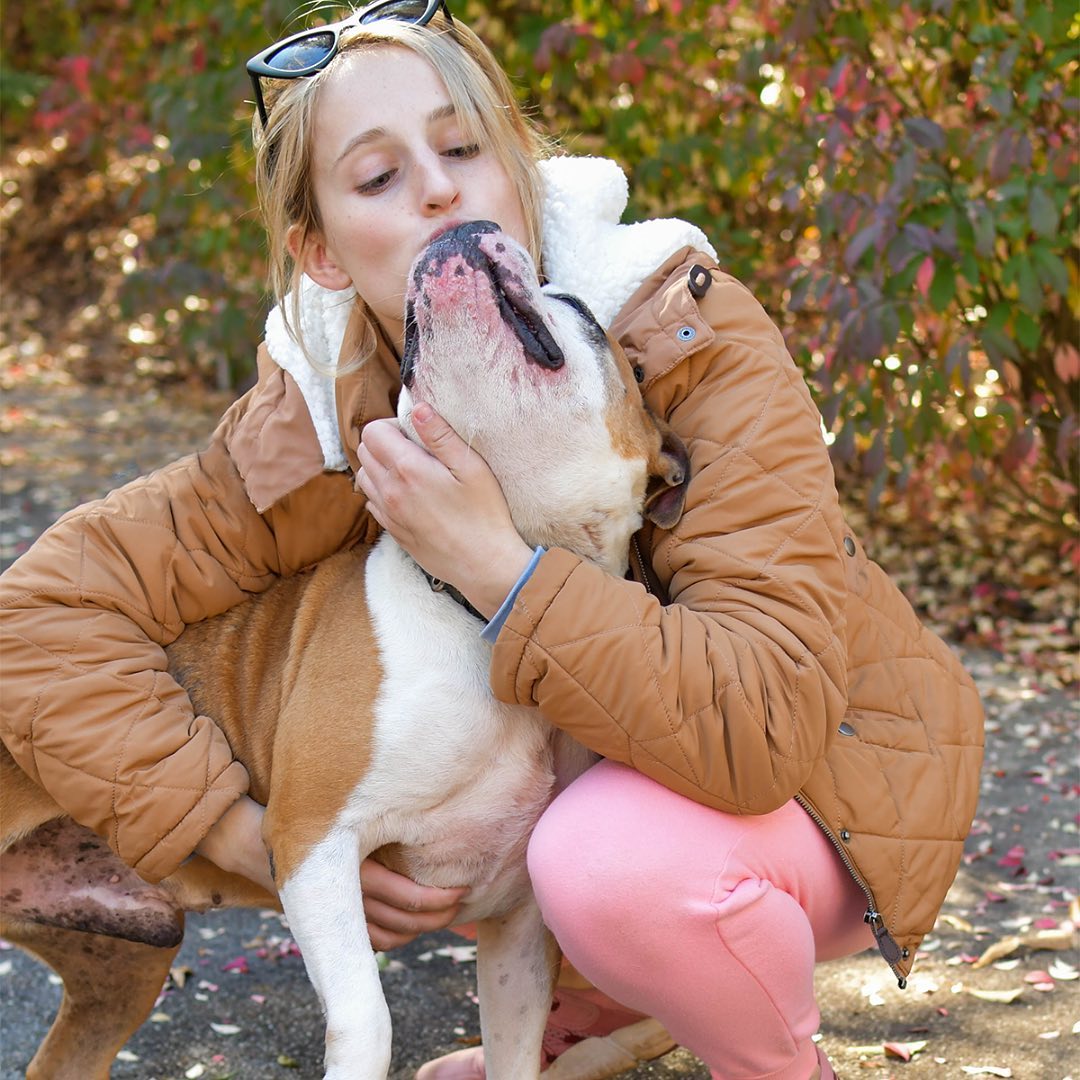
top-left (643, 419), bottom-right (690, 529)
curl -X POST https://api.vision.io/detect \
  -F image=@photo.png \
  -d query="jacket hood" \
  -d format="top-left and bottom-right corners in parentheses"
top-left (263, 155), bottom-right (715, 471)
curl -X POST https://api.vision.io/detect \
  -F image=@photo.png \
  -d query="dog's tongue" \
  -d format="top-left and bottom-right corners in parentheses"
top-left (401, 222), bottom-right (564, 386)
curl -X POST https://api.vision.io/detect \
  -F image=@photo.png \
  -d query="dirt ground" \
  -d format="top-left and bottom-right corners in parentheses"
top-left (0, 374), bottom-right (1077, 1080)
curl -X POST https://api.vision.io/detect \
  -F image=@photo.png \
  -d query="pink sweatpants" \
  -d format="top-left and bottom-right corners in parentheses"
top-left (527, 760), bottom-right (874, 1080)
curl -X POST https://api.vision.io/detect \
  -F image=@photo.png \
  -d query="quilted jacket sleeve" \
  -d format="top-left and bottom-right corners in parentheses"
top-left (490, 263), bottom-right (850, 814)
top-left (0, 371), bottom-right (374, 882)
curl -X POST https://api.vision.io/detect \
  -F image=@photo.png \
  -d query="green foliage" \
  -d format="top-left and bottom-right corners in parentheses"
top-left (472, 0), bottom-right (1079, 538)
top-left (4, 0), bottom-right (1077, 537)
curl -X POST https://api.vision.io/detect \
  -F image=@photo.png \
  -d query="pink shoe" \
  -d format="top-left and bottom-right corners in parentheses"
top-left (414, 986), bottom-right (675, 1079)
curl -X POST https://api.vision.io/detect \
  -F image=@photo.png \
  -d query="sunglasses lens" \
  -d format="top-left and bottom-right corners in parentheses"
top-left (266, 30), bottom-right (336, 72)
top-left (359, 0), bottom-right (435, 24)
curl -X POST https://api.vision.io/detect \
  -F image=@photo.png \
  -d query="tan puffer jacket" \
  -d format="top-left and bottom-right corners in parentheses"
top-left (493, 250), bottom-right (984, 984)
top-left (0, 253), bottom-right (983, 984)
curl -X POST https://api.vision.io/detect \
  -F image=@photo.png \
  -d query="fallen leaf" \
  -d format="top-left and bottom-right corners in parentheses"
top-left (210, 1022), bottom-right (241, 1035)
top-left (939, 914), bottom-right (974, 932)
top-left (434, 944), bottom-right (478, 963)
top-left (884, 1040), bottom-right (927, 1061)
top-left (960, 1068), bottom-right (1012, 1078)
top-left (276, 1055), bottom-right (299, 1068)
top-left (1048, 959), bottom-right (1078, 980)
top-left (971, 927), bottom-right (1078, 968)
top-left (966, 986), bottom-right (1025, 1003)
top-left (184, 1067), bottom-right (205, 1080)
top-left (169, 965), bottom-right (194, 988)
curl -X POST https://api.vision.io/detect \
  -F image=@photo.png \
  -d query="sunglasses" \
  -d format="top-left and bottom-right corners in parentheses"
top-left (246, 0), bottom-right (455, 128)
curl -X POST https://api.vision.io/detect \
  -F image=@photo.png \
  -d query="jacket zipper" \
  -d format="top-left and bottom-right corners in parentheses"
top-left (795, 794), bottom-right (908, 988)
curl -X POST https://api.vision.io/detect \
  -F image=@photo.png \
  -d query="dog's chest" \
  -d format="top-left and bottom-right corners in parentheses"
top-left (339, 540), bottom-right (557, 908)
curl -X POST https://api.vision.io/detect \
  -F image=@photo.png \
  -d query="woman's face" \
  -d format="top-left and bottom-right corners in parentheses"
top-left (298, 46), bottom-right (529, 349)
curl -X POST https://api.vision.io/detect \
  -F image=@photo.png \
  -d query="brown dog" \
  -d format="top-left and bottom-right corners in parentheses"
top-left (0, 221), bottom-right (689, 1079)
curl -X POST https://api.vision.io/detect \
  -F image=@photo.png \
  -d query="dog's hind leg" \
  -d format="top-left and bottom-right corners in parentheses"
top-left (1, 916), bottom-right (182, 1080)
top-left (0, 818), bottom-right (184, 947)
top-left (475, 898), bottom-right (560, 1080)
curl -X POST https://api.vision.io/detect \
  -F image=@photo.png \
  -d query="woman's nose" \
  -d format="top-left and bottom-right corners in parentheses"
top-left (419, 156), bottom-right (460, 214)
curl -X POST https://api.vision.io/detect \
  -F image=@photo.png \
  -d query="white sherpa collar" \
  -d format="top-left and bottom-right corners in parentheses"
top-left (263, 155), bottom-right (716, 471)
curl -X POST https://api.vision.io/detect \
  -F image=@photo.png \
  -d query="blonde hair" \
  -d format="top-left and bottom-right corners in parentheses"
top-left (252, 12), bottom-right (553, 373)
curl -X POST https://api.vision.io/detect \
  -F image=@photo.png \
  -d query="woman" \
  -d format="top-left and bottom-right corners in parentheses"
top-left (0, 3), bottom-right (984, 1077)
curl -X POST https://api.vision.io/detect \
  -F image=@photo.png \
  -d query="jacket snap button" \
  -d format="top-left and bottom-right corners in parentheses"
top-left (677, 326), bottom-right (696, 341)
top-left (840, 829), bottom-right (851, 842)
top-left (844, 536), bottom-right (856, 556)
top-left (838, 721), bottom-right (856, 737)
top-left (688, 264), bottom-right (712, 298)
top-left (633, 365), bottom-right (645, 383)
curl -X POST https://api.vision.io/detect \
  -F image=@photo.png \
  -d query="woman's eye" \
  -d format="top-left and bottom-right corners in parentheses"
top-left (444, 144), bottom-right (480, 159)
top-left (357, 169), bottom-right (395, 194)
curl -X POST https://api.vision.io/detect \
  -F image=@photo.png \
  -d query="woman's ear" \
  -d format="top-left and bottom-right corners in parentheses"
top-left (288, 223), bottom-right (352, 291)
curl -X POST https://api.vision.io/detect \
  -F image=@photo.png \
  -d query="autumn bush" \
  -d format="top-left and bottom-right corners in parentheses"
top-left (2, 0), bottom-right (1077, 545)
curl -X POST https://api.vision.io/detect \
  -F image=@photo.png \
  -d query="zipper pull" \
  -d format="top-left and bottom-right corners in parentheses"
top-left (865, 909), bottom-right (907, 988)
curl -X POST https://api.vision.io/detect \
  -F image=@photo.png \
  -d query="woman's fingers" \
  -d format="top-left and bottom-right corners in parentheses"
top-left (360, 856), bottom-right (468, 950)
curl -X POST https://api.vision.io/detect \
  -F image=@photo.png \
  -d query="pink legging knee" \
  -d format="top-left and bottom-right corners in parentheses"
top-left (527, 759), bottom-right (874, 1080)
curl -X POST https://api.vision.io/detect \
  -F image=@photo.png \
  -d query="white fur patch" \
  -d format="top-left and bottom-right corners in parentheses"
top-left (339, 539), bottom-right (553, 917)
top-left (263, 155), bottom-right (716, 471)
top-left (278, 834), bottom-right (392, 1076)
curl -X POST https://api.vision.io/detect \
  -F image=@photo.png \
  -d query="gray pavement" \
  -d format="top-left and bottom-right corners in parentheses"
top-left (0, 381), bottom-right (1076, 1079)
top-left (2, 651), bottom-right (1076, 1080)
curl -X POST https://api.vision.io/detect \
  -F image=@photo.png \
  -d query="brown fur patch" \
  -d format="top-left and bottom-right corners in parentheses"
top-left (167, 546), bottom-right (383, 884)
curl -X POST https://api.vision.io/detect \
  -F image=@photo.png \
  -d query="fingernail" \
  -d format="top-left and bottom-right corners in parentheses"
top-left (412, 402), bottom-right (433, 424)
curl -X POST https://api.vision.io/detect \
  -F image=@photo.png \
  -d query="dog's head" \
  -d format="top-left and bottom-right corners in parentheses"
top-left (398, 221), bottom-right (689, 576)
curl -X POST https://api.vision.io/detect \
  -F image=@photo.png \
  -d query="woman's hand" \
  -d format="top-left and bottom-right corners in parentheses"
top-left (359, 858), bottom-right (469, 951)
top-left (196, 796), bottom-right (467, 950)
top-left (195, 795), bottom-right (276, 894)
top-left (357, 403), bottom-right (533, 617)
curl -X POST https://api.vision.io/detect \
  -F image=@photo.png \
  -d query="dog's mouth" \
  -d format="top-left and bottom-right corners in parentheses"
top-left (401, 221), bottom-right (564, 388)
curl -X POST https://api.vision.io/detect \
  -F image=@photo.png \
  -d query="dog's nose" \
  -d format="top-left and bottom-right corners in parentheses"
top-left (428, 220), bottom-right (500, 255)
top-left (412, 220), bottom-right (502, 295)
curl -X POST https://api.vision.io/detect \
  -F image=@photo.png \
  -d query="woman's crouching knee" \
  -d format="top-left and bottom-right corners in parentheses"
top-left (526, 760), bottom-right (654, 958)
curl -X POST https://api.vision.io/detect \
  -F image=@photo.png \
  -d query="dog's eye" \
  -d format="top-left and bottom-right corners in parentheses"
top-left (549, 292), bottom-right (601, 330)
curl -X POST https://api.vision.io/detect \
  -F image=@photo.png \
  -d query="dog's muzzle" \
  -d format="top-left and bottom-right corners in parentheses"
top-left (401, 221), bottom-right (564, 388)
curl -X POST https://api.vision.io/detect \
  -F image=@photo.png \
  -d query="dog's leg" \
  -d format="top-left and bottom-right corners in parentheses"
top-left (162, 853), bottom-right (279, 913)
top-left (276, 828), bottom-right (390, 1080)
top-left (1, 915), bottom-right (182, 1080)
top-left (0, 818), bottom-right (184, 947)
top-left (475, 898), bottom-right (560, 1080)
